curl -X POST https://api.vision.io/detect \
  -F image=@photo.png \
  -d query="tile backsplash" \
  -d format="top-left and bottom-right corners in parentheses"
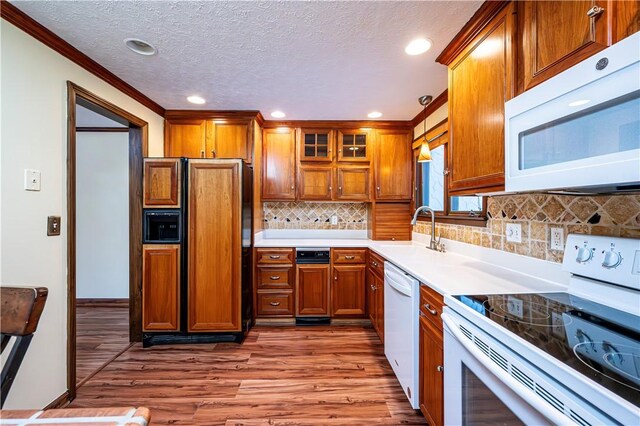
top-left (413, 194), bottom-right (640, 263)
top-left (263, 202), bottom-right (367, 230)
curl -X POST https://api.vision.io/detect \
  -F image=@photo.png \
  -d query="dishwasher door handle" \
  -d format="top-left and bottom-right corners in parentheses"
top-left (384, 270), bottom-right (413, 297)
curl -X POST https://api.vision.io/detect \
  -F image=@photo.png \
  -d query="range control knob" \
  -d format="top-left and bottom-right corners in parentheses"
top-left (602, 251), bottom-right (622, 269)
top-left (575, 246), bottom-right (593, 263)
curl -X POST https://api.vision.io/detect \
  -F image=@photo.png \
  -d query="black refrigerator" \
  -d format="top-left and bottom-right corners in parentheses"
top-left (142, 158), bottom-right (253, 346)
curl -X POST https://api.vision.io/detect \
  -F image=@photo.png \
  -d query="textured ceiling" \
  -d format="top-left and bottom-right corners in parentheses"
top-left (12, 0), bottom-right (481, 120)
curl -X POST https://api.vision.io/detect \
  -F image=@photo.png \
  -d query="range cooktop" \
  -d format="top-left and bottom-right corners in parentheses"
top-left (455, 292), bottom-right (640, 407)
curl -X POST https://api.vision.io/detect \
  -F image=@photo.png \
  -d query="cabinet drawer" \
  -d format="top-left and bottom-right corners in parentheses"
top-left (257, 266), bottom-right (293, 290)
top-left (257, 292), bottom-right (294, 317)
top-left (256, 248), bottom-right (294, 264)
top-left (368, 250), bottom-right (385, 277)
top-left (332, 248), bottom-right (367, 264)
top-left (420, 284), bottom-right (444, 330)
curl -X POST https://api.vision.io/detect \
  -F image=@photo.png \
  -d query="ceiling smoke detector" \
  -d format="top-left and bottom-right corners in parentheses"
top-left (124, 38), bottom-right (157, 56)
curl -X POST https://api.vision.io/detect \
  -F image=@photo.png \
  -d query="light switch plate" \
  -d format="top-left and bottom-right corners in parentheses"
top-left (506, 223), bottom-right (522, 243)
top-left (47, 216), bottom-right (61, 236)
top-left (24, 169), bottom-right (41, 191)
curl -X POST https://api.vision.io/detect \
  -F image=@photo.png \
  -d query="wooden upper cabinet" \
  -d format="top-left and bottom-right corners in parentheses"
top-left (143, 158), bottom-right (181, 207)
top-left (206, 121), bottom-right (251, 162)
top-left (374, 130), bottom-right (412, 201)
top-left (335, 167), bottom-right (370, 201)
top-left (296, 264), bottom-right (330, 317)
top-left (448, 3), bottom-right (515, 194)
top-left (298, 167), bottom-right (333, 201)
top-left (331, 264), bottom-right (366, 317)
top-left (337, 130), bottom-right (370, 162)
top-left (142, 245), bottom-right (180, 331)
top-left (299, 129), bottom-right (334, 162)
top-left (165, 119), bottom-right (207, 158)
top-left (187, 160), bottom-right (241, 332)
top-left (520, 1), bottom-right (610, 92)
top-left (614, 1), bottom-right (640, 42)
top-left (262, 128), bottom-right (296, 201)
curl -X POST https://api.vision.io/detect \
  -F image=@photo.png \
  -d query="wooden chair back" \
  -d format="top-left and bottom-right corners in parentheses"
top-left (1, 286), bottom-right (48, 408)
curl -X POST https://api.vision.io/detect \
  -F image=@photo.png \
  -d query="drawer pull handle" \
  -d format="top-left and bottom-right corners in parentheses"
top-left (269, 276), bottom-right (280, 280)
top-left (344, 255), bottom-right (355, 260)
top-left (269, 301), bottom-right (281, 306)
top-left (436, 365), bottom-right (444, 372)
top-left (269, 255), bottom-right (281, 259)
top-left (424, 303), bottom-right (438, 315)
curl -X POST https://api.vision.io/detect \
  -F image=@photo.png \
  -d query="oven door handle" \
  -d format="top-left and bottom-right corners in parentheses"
top-left (441, 313), bottom-right (576, 426)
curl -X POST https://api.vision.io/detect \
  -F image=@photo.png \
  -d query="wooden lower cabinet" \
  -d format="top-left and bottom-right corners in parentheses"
top-left (142, 245), bottom-right (180, 331)
top-left (296, 264), bottom-right (330, 316)
top-left (331, 264), bottom-right (366, 317)
top-left (419, 315), bottom-right (444, 426)
top-left (257, 292), bottom-right (294, 317)
top-left (366, 252), bottom-right (385, 342)
top-left (187, 160), bottom-right (242, 332)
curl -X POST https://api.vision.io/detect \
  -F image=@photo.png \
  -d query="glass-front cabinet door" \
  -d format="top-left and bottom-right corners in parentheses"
top-left (338, 130), bottom-right (369, 162)
top-left (299, 129), bottom-right (334, 162)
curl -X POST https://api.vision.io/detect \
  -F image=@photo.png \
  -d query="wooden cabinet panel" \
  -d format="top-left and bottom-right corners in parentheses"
top-left (337, 130), bottom-right (370, 162)
top-left (257, 266), bottom-right (294, 290)
top-left (419, 315), bottom-right (444, 426)
top-left (298, 167), bottom-right (333, 201)
top-left (420, 285), bottom-right (444, 331)
top-left (375, 273), bottom-right (384, 342)
top-left (257, 291), bottom-right (294, 317)
top-left (335, 167), bottom-right (370, 201)
top-left (299, 129), bottom-right (334, 162)
top-left (256, 248), bottom-right (294, 264)
top-left (142, 245), bottom-right (180, 331)
top-left (368, 202), bottom-right (412, 241)
top-left (143, 159), bottom-right (181, 207)
top-left (366, 267), bottom-right (376, 324)
top-left (262, 128), bottom-right (296, 200)
top-left (521, 1), bottom-right (610, 91)
top-left (332, 265), bottom-right (366, 317)
top-left (165, 119), bottom-right (206, 158)
top-left (366, 250), bottom-right (385, 342)
top-left (187, 160), bottom-right (241, 332)
top-left (207, 122), bottom-right (251, 162)
top-left (374, 130), bottom-right (412, 200)
top-left (614, 1), bottom-right (640, 43)
top-left (296, 264), bottom-right (330, 316)
top-left (368, 250), bottom-right (385, 278)
top-left (332, 248), bottom-right (367, 264)
top-left (448, 3), bottom-right (515, 193)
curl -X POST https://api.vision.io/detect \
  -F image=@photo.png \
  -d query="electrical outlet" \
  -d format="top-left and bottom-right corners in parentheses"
top-left (507, 296), bottom-right (523, 318)
top-left (550, 227), bottom-right (564, 251)
top-left (330, 215), bottom-right (338, 225)
top-left (505, 223), bottom-right (522, 243)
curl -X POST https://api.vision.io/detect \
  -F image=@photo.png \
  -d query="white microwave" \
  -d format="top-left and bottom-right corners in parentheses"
top-left (505, 32), bottom-right (640, 193)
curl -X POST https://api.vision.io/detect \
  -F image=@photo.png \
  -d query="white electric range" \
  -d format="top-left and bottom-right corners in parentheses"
top-left (443, 234), bottom-right (640, 425)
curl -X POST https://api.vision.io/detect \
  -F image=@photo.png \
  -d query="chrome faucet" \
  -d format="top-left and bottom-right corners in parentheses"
top-left (410, 206), bottom-right (445, 252)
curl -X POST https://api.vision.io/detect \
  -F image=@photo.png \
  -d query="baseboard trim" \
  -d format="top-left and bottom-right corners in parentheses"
top-left (76, 298), bottom-right (129, 308)
top-left (43, 391), bottom-right (70, 409)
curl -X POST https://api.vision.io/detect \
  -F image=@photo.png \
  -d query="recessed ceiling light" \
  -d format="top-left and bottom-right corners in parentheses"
top-left (368, 111), bottom-right (383, 119)
top-left (568, 99), bottom-right (591, 107)
top-left (124, 38), bottom-right (157, 56)
top-left (187, 95), bottom-right (206, 105)
top-left (405, 38), bottom-right (432, 56)
top-left (271, 111), bottom-right (286, 118)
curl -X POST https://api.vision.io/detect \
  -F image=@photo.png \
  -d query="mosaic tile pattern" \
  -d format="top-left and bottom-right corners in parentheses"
top-left (414, 194), bottom-right (640, 263)
top-left (263, 202), bottom-right (368, 230)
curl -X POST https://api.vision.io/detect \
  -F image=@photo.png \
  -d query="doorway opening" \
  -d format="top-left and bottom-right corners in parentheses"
top-left (67, 82), bottom-right (148, 400)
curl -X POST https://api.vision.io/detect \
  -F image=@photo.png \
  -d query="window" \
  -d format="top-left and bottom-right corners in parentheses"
top-left (414, 121), bottom-right (486, 225)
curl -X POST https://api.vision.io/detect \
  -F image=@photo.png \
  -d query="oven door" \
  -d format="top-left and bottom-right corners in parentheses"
top-left (442, 311), bottom-right (587, 426)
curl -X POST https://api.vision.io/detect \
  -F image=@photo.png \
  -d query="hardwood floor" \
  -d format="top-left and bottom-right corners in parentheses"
top-left (70, 326), bottom-right (427, 425)
top-left (76, 304), bottom-right (131, 385)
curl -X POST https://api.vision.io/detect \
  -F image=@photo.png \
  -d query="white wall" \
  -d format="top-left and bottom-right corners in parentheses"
top-left (413, 102), bottom-right (448, 140)
top-left (76, 132), bottom-right (129, 299)
top-left (0, 21), bottom-right (164, 409)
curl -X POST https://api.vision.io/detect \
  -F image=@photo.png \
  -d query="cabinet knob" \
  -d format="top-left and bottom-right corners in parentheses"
top-left (334, 276), bottom-right (338, 280)
top-left (329, 186), bottom-right (332, 191)
top-left (376, 186), bottom-right (380, 191)
top-left (211, 150), bottom-right (216, 158)
top-left (586, 5), bottom-right (605, 18)
top-left (291, 185), bottom-right (295, 190)
top-left (269, 301), bottom-right (281, 306)
top-left (436, 365), bottom-right (444, 372)
top-left (269, 275), bottom-right (280, 280)
top-left (200, 150), bottom-right (205, 158)
top-left (338, 186), bottom-right (342, 191)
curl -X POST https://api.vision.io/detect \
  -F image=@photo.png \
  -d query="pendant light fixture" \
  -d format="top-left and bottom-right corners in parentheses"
top-left (417, 95), bottom-right (433, 162)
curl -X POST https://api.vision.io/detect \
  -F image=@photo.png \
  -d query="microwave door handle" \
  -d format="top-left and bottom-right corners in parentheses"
top-left (441, 313), bottom-right (576, 426)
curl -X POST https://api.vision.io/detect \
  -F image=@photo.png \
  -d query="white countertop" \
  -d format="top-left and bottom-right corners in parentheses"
top-left (255, 230), bottom-right (569, 296)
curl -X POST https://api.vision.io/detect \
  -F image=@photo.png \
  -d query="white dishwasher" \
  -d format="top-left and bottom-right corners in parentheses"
top-left (384, 261), bottom-right (420, 409)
